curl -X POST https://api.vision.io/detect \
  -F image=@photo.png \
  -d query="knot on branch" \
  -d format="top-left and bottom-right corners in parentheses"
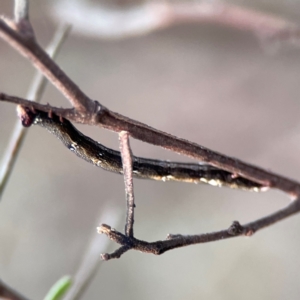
top-left (228, 221), bottom-right (244, 236)
top-left (92, 100), bottom-right (109, 124)
top-left (16, 19), bottom-right (35, 41)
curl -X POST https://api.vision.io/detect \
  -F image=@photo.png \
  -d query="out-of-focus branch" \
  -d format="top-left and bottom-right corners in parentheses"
top-left (52, 0), bottom-right (300, 45)
top-left (0, 24), bottom-right (71, 200)
top-left (0, 278), bottom-right (30, 300)
top-left (62, 207), bottom-right (122, 300)
top-left (1, 5), bottom-right (300, 198)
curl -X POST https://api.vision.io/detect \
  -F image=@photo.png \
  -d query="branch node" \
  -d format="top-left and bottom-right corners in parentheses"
top-left (228, 221), bottom-right (244, 236)
top-left (93, 101), bottom-right (109, 124)
top-left (16, 19), bottom-right (35, 40)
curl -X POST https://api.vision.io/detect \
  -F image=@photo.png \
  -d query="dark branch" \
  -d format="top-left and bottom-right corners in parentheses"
top-left (98, 199), bottom-right (300, 258)
top-left (101, 246), bottom-right (130, 261)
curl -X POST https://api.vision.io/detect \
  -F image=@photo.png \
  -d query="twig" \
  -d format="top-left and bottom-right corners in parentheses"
top-left (100, 245), bottom-right (130, 261)
top-left (0, 19), bottom-right (92, 112)
top-left (1, 94), bottom-right (300, 197)
top-left (1, 6), bottom-right (300, 196)
top-left (62, 207), bottom-right (122, 300)
top-left (97, 132), bottom-right (135, 260)
top-left (119, 131), bottom-right (135, 237)
top-left (0, 24), bottom-right (71, 199)
top-left (98, 198), bottom-right (300, 258)
top-left (1, 1), bottom-right (300, 258)
top-left (0, 278), bottom-right (30, 300)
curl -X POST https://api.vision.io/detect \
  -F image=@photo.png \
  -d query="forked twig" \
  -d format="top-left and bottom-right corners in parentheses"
top-left (0, 11), bottom-right (298, 193)
top-left (0, 9), bottom-right (298, 194)
top-left (98, 198), bottom-right (300, 257)
top-left (98, 132), bottom-right (135, 260)
top-left (1, 0), bottom-right (300, 258)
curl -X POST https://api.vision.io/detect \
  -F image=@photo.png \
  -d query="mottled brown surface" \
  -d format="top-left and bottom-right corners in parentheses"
top-left (1, 1), bottom-right (300, 300)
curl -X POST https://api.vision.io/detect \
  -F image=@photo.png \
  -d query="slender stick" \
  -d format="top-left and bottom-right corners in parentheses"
top-left (0, 19), bottom-right (92, 112)
top-left (1, 5), bottom-right (300, 197)
top-left (0, 25), bottom-right (71, 199)
top-left (0, 278), bottom-right (30, 300)
top-left (98, 198), bottom-right (300, 258)
top-left (1, 95), bottom-right (300, 198)
top-left (62, 208), bottom-right (121, 300)
top-left (119, 131), bottom-right (135, 237)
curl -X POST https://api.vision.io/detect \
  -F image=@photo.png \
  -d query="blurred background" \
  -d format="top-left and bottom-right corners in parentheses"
top-left (1, 0), bottom-right (300, 299)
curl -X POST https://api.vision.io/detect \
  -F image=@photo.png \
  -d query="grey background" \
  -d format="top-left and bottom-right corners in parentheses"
top-left (1, 1), bottom-right (300, 299)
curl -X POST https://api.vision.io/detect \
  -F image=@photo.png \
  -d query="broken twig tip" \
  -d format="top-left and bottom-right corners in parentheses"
top-left (100, 253), bottom-right (109, 261)
top-left (97, 224), bottom-right (111, 234)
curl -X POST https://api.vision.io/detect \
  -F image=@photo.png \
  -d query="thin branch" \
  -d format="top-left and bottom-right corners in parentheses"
top-left (0, 278), bottom-right (30, 300)
top-left (98, 198), bottom-right (300, 258)
top-left (0, 19), bottom-right (92, 112)
top-left (62, 207), bottom-right (122, 300)
top-left (1, 2), bottom-right (300, 256)
top-left (0, 24), bottom-right (71, 199)
top-left (1, 95), bottom-right (300, 198)
top-left (119, 131), bottom-right (135, 237)
top-left (1, 6), bottom-right (300, 197)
